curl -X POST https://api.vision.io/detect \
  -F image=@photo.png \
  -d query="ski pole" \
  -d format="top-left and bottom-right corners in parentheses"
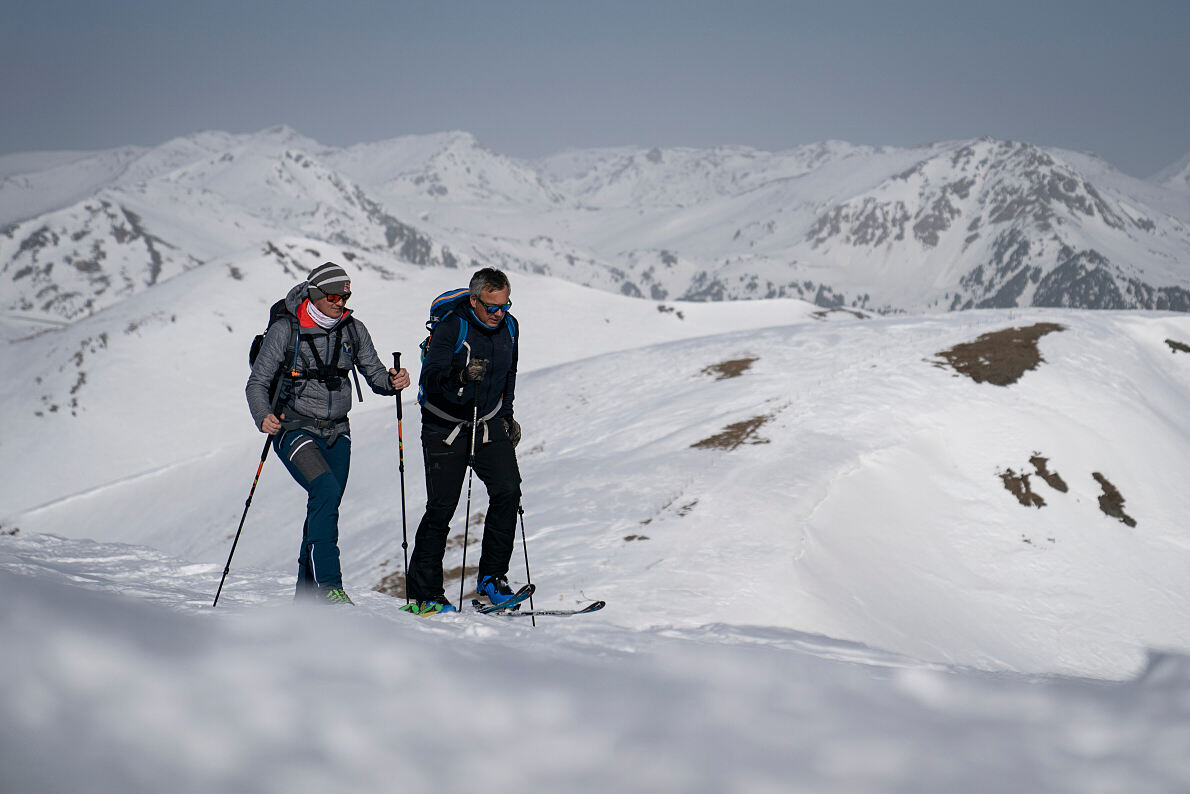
top-left (215, 383), bottom-right (286, 607)
top-left (518, 505), bottom-right (536, 627)
top-left (393, 352), bottom-right (410, 603)
top-left (213, 432), bottom-right (273, 607)
top-left (459, 387), bottom-right (480, 609)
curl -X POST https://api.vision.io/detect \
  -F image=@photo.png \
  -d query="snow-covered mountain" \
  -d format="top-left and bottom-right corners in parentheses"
top-left (0, 128), bottom-right (476, 321)
top-left (3, 128), bottom-right (1189, 324)
top-left (329, 130), bottom-right (565, 208)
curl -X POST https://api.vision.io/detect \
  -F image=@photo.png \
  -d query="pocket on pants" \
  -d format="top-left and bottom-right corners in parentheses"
top-left (287, 435), bottom-right (331, 484)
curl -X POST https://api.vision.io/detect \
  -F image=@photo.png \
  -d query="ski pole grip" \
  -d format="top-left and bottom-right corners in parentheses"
top-left (392, 352), bottom-right (403, 418)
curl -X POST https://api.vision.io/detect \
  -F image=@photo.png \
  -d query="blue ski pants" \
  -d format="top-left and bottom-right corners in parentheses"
top-left (274, 429), bottom-right (352, 591)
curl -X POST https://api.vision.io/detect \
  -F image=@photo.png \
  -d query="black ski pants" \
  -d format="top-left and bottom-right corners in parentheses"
top-left (407, 419), bottom-right (521, 602)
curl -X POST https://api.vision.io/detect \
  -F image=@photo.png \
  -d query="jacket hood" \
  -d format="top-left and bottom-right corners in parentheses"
top-left (284, 282), bottom-right (310, 315)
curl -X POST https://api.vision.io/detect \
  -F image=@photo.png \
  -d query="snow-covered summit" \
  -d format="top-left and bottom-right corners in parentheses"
top-left (329, 130), bottom-right (564, 207)
top-left (534, 139), bottom-right (877, 208)
top-left (803, 138), bottom-right (1190, 311)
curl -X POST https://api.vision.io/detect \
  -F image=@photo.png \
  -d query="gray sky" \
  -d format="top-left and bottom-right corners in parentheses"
top-left (2, 0), bottom-right (1187, 178)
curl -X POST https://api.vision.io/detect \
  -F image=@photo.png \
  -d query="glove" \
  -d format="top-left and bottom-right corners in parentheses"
top-left (504, 417), bottom-right (521, 448)
top-left (456, 358), bottom-right (489, 385)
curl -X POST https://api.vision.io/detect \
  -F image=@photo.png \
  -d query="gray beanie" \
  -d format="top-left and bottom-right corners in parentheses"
top-left (307, 262), bottom-right (351, 300)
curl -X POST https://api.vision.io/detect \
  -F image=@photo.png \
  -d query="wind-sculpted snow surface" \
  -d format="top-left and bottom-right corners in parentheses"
top-left (3, 541), bottom-right (1190, 794)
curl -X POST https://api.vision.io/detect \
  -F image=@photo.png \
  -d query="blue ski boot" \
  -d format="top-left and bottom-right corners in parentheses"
top-left (477, 574), bottom-right (518, 607)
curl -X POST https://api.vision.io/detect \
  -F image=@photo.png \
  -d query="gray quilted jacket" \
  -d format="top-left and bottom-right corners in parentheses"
top-left (245, 282), bottom-right (396, 438)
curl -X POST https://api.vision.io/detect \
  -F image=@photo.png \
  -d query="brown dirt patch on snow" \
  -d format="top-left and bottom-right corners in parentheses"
top-left (1167, 338), bottom-right (1190, 354)
top-left (373, 523), bottom-right (483, 599)
top-left (1093, 473), bottom-right (1137, 528)
top-left (1029, 454), bottom-right (1068, 493)
top-left (811, 307), bottom-right (869, 320)
top-left (691, 414), bottom-right (773, 451)
top-left (998, 455), bottom-right (1138, 530)
top-left (935, 323), bottom-right (1065, 386)
top-left (999, 469), bottom-right (1046, 508)
top-left (701, 357), bottom-right (758, 380)
top-left (373, 569), bottom-right (408, 599)
top-left (999, 453), bottom-right (1068, 509)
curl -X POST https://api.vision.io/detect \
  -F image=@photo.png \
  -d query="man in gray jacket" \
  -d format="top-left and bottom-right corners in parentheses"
top-left (246, 262), bottom-right (410, 605)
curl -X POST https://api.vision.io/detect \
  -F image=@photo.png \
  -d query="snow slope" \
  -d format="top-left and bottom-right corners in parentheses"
top-left (5, 251), bottom-right (1190, 672)
top-left (0, 243), bottom-right (820, 516)
top-left (4, 284), bottom-right (1190, 788)
top-left (3, 547), bottom-right (1189, 793)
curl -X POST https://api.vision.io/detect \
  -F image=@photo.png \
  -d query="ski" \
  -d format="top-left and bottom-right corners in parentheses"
top-left (471, 599), bottom-right (605, 617)
top-left (471, 583), bottom-right (536, 614)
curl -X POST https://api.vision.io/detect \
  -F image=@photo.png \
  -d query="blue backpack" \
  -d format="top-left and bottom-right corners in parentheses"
top-left (418, 288), bottom-right (517, 363)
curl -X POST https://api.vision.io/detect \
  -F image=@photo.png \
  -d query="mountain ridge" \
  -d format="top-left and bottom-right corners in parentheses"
top-left (2, 128), bottom-right (1188, 322)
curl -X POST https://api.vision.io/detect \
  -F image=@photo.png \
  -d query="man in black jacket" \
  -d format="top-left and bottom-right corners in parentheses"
top-left (404, 268), bottom-right (522, 615)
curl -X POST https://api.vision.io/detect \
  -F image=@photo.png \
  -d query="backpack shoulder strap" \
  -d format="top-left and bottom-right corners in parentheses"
top-left (284, 314), bottom-right (299, 368)
top-left (454, 312), bottom-right (469, 353)
top-left (266, 313), bottom-right (301, 410)
top-left (345, 316), bottom-right (364, 401)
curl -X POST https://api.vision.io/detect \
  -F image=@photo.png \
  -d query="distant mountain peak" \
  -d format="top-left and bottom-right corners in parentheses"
top-left (1152, 151), bottom-right (1190, 193)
